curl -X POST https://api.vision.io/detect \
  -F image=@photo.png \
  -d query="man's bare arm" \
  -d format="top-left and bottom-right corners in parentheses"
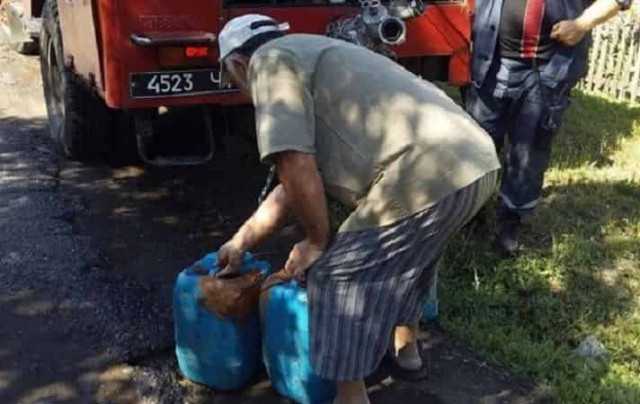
top-left (275, 151), bottom-right (330, 250)
top-left (220, 151), bottom-right (330, 279)
top-left (218, 185), bottom-right (291, 275)
top-left (578, 0), bottom-right (626, 31)
top-left (551, 0), bottom-right (624, 47)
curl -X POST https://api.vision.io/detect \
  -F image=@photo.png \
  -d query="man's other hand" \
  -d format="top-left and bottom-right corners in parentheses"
top-left (284, 239), bottom-right (325, 284)
top-left (551, 19), bottom-right (591, 47)
top-left (217, 240), bottom-right (245, 278)
top-left (552, 0), bottom-right (625, 47)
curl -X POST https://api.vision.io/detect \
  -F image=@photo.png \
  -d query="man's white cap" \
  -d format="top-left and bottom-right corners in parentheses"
top-left (218, 14), bottom-right (290, 62)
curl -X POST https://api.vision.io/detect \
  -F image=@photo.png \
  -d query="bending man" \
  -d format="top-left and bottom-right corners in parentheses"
top-left (216, 14), bottom-right (500, 404)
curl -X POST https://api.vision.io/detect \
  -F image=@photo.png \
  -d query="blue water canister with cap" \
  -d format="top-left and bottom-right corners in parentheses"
top-left (173, 252), bottom-right (271, 390)
top-left (261, 281), bottom-right (336, 404)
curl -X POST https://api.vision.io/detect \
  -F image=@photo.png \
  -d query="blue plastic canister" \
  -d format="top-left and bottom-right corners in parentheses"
top-left (173, 252), bottom-right (271, 390)
top-left (261, 282), bottom-right (336, 404)
top-left (422, 270), bottom-right (439, 320)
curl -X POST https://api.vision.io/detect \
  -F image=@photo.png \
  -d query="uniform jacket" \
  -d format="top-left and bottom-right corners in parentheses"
top-left (472, 0), bottom-right (633, 89)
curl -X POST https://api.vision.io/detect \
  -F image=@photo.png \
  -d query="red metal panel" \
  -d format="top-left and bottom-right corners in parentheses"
top-left (97, 0), bottom-right (118, 107)
top-left (449, 51), bottom-right (470, 85)
top-left (401, 5), bottom-right (471, 55)
top-left (100, 0), bottom-right (229, 108)
top-left (97, 1), bottom-right (473, 109)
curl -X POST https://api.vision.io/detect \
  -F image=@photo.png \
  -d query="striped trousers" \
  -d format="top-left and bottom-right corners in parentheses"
top-left (307, 170), bottom-right (498, 381)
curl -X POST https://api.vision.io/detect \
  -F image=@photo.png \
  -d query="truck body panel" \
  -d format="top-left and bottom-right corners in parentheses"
top-left (92, 0), bottom-right (473, 109)
top-left (58, 0), bottom-right (103, 91)
top-left (5, 0), bottom-right (475, 109)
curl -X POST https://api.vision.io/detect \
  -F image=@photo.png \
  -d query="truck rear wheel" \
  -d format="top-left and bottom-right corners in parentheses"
top-left (39, 0), bottom-right (109, 161)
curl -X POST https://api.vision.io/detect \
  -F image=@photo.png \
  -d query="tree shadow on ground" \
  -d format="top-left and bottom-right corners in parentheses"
top-left (0, 111), bottom-right (279, 404)
top-left (0, 113), bottom-right (192, 404)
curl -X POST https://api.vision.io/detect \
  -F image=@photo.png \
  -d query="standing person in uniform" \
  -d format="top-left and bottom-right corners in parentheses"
top-left (466, 0), bottom-right (633, 256)
top-left (214, 15), bottom-right (500, 404)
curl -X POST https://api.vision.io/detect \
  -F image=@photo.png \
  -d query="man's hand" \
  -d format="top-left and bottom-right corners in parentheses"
top-left (261, 239), bottom-right (325, 291)
top-left (551, 19), bottom-right (590, 47)
top-left (284, 239), bottom-right (326, 284)
top-left (215, 185), bottom-right (293, 278)
top-left (552, 0), bottom-right (624, 47)
top-left (216, 240), bottom-right (245, 278)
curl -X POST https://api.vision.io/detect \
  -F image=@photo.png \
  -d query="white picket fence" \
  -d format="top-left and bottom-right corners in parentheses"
top-left (579, 8), bottom-right (640, 104)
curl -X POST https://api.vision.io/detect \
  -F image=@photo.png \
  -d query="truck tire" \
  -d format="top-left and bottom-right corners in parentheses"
top-left (39, 0), bottom-right (109, 161)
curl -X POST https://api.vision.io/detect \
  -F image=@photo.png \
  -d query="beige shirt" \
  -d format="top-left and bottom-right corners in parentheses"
top-left (249, 34), bottom-right (500, 233)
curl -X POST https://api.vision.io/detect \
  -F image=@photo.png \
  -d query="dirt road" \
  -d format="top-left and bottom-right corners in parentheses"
top-left (0, 44), bottom-right (553, 404)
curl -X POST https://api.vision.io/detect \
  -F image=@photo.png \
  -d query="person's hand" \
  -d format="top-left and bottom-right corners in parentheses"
top-left (216, 239), bottom-right (245, 278)
top-left (261, 239), bottom-right (325, 289)
top-left (284, 239), bottom-right (326, 284)
top-left (551, 19), bottom-right (591, 47)
top-left (261, 240), bottom-right (325, 290)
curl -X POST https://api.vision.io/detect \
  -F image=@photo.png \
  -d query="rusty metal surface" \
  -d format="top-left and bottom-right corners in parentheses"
top-left (57, 0), bottom-right (103, 91)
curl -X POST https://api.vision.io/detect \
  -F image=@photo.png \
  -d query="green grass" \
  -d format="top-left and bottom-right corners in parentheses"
top-left (438, 92), bottom-right (640, 404)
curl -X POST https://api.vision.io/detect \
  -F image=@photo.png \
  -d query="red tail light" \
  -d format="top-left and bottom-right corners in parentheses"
top-left (185, 46), bottom-right (209, 58)
top-left (158, 46), bottom-right (213, 68)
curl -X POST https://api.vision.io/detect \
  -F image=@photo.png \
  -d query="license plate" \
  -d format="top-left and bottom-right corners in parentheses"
top-left (130, 69), bottom-right (236, 99)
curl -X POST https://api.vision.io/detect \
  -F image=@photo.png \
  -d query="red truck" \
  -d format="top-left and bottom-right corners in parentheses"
top-left (1, 0), bottom-right (474, 165)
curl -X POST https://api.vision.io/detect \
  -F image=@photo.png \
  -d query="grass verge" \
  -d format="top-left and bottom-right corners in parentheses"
top-left (439, 92), bottom-right (640, 404)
